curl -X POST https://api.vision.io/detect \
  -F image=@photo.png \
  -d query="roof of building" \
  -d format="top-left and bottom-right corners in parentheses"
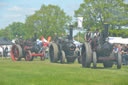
top-left (0, 37), bottom-right (13, 45)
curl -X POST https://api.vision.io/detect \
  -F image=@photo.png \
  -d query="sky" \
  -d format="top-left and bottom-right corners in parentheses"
top-left (0, 0), bottom-right (83, 29)
top-left (0, 0), bottom-right (128, 29)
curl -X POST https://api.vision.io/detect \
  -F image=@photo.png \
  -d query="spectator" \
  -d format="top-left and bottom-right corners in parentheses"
top-left (15, 35), bottom-right (19, 44)
top-left (121, 45), bottom-right (128, 65)
top-left (113, 44), bottom-right (119, 53)
top-left (19, 36), bottom-right (24, 45)
top-left (53, 33), bottom-right (58, 42)
top-left (117, 44), bottom-right (121, 52)
top-left (4, 46), bottom-right (8, 57)
top-left (61, 33), bottom-right (66, 39)
top-left (0, 46), bottom-right (4, 58)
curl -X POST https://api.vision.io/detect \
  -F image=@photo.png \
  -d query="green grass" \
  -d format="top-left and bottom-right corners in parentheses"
top-left (0, 58), bottom-right (128, 85)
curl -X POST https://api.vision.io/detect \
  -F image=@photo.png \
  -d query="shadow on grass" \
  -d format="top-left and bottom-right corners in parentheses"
top-left (81, 66), bottom-right (119, 70)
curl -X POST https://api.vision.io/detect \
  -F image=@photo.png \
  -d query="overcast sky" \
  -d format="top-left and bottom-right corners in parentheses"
top-left (0, 0), bottom-right (128, 29)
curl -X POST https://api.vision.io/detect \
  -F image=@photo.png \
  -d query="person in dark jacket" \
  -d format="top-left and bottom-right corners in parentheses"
top-left (85, 29), bottom-right (92, 42)
top-left (121, 45), bottom-right (128, 65)
top-left (4, 46), bottom-right (8, 57)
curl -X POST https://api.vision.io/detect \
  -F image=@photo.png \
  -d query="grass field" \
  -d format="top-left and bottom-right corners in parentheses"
top-left (0, 58), bottom-right (128, 85)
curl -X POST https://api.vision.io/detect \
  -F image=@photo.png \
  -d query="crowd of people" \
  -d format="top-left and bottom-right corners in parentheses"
top-left (113, 44), bottom-right (128, 65)
top-left (0, 46), bottom-right (9, 58)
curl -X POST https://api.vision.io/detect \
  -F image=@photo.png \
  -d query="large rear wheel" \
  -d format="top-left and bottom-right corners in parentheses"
top-left (11, 45), bottom-right (22, 61)
top-left (81, 42), bottom-right (92, 68)
top-left (49, 43), bottom-right (59, 63)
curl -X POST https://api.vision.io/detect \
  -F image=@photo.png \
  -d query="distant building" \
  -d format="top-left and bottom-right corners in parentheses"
top-left (0, 37), bottom-right (13, 57)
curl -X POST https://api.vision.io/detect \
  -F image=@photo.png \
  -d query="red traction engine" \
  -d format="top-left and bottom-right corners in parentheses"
top-left (11, 39), bottom-right (45, 61)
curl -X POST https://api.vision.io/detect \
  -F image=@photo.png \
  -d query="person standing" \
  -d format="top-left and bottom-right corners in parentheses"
top-left (4, 46), bottom-right (8, 57)
top-left (1, 46), bottom-right (4, 58)
top-left (121, 45), bottom-right (128, 65)
top-left (15, 35), bottom-right (19, 44)
top-left (85, 29), bottom-right (92, 42)
top-left (94, 29), bottom-right (100, 38)
top-left (53, 33), bottom-right (58, 42)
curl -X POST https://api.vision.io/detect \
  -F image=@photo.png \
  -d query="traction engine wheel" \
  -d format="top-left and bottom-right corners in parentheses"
top-left (117, 52), bottom-right (122, 69)
top-left (60, 50), bottom-right (66, 64)
top-left (93, 51), bottom-right (97, 68)
top-left (25, 50), bottom-right (32, 61)
top-left (11, 44), bottom-right (22, 61)
top-left (40, 51), bottom-right (45, 61)
top-left (81, 42), bottom-right (92, 68)
top-left (78, 56), bottom-right (82, 64)
top-left (49, 43), bottom-right (59, 63)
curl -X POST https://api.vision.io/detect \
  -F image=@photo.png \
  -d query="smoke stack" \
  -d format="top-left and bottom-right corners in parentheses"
top-left (69, 25), bottom-right (73, 40)
top-left (104, 23), bottom-right (109, 38)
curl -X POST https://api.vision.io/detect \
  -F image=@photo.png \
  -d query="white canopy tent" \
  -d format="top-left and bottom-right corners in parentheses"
top-left (108, 37), bottom-right (128, 44)
top-left (73, 40), bottom-right (82, 47)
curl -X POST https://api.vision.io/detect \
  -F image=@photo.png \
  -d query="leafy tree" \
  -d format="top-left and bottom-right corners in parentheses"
top-left (109, 29), bottom-right (128, 38)
top-left (75, 0), bottom-right (128, 30)
top-left (25, 5), bottom-right (72, 39)
top-left (0, 28), bottom-right (11, 39)
top-left (74, 32), bottom-right (85, 43)
top-left (0, 22), bottom-right (25, 39)
top-left (7, 22), bottom-right (25, 39)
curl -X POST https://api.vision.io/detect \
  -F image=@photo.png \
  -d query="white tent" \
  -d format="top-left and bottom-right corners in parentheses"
top-left (108, 37), bottom-right (128, 44)
top-left (73, 40), bottom-right (82, 47)
top-left (108, 37), bottom-right (122, 44)
top-left (120, 38), bottom-right (128, 44)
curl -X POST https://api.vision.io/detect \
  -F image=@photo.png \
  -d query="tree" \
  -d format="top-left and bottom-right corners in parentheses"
top-left (6, 22), bottom-right (25, 39)
top-left (74, 32), bottom-right (85, 42)
top-left (75, 0), bottom-right (128, 30)
top-left (0, 22), bottom-right (25, 39)
top-left (0, 28), bottom-right (11, 39)
top-left (25, 5), bottom-right (72, 39)
top-left (109, 29), bottom-right (128, 38)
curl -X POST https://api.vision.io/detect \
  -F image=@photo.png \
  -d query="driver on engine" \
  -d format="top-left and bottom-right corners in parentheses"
top-left (85, 29), bottom-right (92, 43)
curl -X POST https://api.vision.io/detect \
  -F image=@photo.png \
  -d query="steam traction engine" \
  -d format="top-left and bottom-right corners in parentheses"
top-left (49, 25), bottom-right (79, 63)
top-left (11, 36), bottom-right (45, 61)
top-left (81, 23), bottom-right (122, 69)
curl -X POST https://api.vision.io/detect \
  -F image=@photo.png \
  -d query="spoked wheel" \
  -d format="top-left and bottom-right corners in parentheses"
top-left (49, 43), bottom-right (59, 63)
top-left (81, 42), bottom-right (92, 68)
top-left (117, 52), bottom-right (122, 69)
top-left (40, 51), bottom-right (45, 61)
top-left (30, 56), bottom-right (34, 61)
top-left (78, 56), bottom-right (82, 64)
top-left (77, 51), bottom-right (82, 64)
top-left (93, 51), bottom-right (97, 68)
top-left (25, 50), bottom-right (32, 61)
top-left (40, 56), bottom-right (45, 61)
top-left (60, 50), bottom-right (66, 64)
top-left (11, 44), bottom-right (22, 61)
